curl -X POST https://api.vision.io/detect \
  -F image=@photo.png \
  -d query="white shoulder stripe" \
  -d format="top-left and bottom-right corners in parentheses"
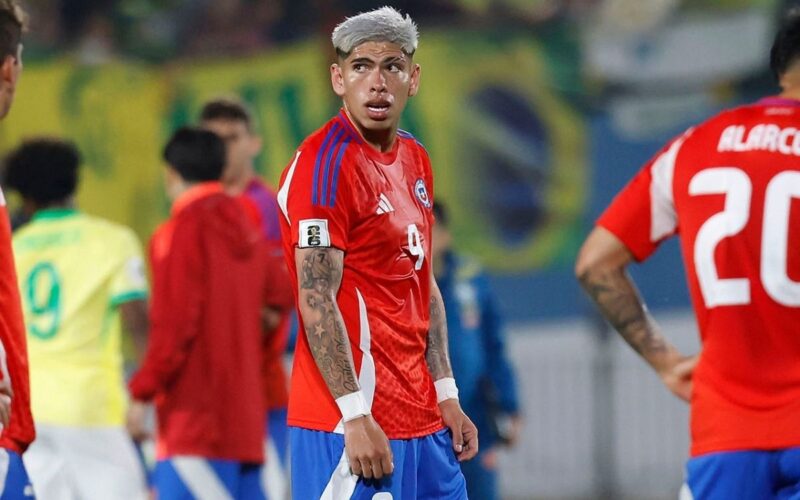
top-left (277, 151), bottom-right (301, 223)
top-left (650, 131), bottom-right (691, 242)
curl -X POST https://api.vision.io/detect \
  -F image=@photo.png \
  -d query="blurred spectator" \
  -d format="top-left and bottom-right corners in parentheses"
top-left (432, 201), bottom-right (522, 500)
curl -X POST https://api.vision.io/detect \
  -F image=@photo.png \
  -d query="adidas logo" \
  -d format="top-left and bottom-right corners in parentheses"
top-left (376, 193), bottom-right (395, 215)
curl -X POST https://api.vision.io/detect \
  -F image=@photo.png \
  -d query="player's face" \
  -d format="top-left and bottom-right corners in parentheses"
top-left (202, 119), bottom-right (261, 189)
top-left (0, 44), bottom-right (23, 120)
top-left (331, 41), bottom-right (420, 139)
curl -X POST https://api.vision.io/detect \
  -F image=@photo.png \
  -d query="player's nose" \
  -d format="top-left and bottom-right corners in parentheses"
top-left (369, 69), bottom-right (387, 93)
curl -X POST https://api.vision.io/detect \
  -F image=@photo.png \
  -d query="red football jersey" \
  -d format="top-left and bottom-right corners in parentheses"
top-left (0, 188), bottom-right (34, 453)
top-left (599, 97), bottom-right (800, 456)
top-left (277, 110), bottom-right (443, 439)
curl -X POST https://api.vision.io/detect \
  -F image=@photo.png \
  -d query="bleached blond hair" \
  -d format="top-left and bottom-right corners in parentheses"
top-left (331, 6), bottom-right (418, 58)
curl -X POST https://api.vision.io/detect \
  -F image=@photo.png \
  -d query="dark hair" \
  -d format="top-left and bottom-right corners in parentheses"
top-left (200, 97), bottom-right (254, 130)
top-left (3, 138), bottom-right (80, 204)
top-left (771, 8), bottom-right (800, 81)
top-left (163, 127), bottom-right (226, 182)
top-left (433, 201), bottom-right (448, 226)
top-left (0, 0), bottom-right (25, 60)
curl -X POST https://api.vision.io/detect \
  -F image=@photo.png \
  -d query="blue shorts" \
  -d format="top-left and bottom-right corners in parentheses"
top-left (153, 457), bottom-right (266, 500)
top-left (290, 427), bottom-right (467, 499)
top-left (0, 450), bottom-right (33, 499)
top-left (684, 448), bottom-right (800, 500)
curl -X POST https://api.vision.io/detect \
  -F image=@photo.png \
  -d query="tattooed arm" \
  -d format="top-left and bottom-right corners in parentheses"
top-left (429, 272), bottom-right (479, 461)
top-left (427, 278), bottom-right (454, 380)
top-left (575, 227), bottom-right (697, 402)
top-left (294, 246), bottom-right (393, 479)
top-left (294, 247), bottom-right (358, 398)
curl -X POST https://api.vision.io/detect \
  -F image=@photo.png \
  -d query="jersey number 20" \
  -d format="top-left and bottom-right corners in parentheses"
top-left (691, 168), bottom-right (800, 307)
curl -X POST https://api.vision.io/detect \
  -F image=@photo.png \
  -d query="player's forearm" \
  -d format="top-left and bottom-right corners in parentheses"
top-left (296, 247), bottom-right (360, 399)
top-left (577, 264), bottom-right (682, 373)
top-left (426, 284), bottom-right (454, 380)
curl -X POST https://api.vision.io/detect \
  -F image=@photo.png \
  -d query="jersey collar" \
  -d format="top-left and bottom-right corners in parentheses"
top-left (757, 96), bottom-right (800, 107)
top-left (32, 207), bottom-right (78, 221)
top-left (172, 181), bottom-right (224, 215)
top-left (337, 108), bottom-right (401, 165)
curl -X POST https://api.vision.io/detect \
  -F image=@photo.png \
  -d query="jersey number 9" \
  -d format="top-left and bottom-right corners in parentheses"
top-left (24, 262), bottom-right (62, 340)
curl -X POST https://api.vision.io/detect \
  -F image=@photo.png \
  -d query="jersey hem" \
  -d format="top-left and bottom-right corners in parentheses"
top-left (288, 417), bottom-right (445, 440)
top-left (691, 438), bottom-right (800, 457)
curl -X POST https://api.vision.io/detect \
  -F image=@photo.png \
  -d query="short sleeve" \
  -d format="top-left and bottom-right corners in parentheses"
top-left (279, 144), bottom-right (356, 251)
top-left (109, 229), bottom-right (149, 306)
top-left (598, 133), bottom-right (688, 261)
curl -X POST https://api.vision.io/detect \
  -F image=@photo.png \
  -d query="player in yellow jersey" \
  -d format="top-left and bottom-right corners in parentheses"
top-left (4, 138), bottom-right (149, 499)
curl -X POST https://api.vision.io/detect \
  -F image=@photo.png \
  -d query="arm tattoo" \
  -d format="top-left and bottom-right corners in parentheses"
top-left (426, 288), bottom-right (454, 380)
top-left (297, 248), bottom-right (359, 399)
top-left (578, 267), bottom-right (668, 359)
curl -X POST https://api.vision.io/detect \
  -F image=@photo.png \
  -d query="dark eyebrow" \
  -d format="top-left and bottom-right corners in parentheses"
top-left (349, 57), bottom-right (374, 65)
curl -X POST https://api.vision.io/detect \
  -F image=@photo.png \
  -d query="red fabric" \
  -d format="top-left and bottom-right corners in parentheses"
top-left (278, 111), bottom-right (443, 439)
top-left (129, 182), bottom-right (287, 462)
top-left (599, 97), bottom-right (800, 456)
top-left (0, 190), bottom-right (34, 453)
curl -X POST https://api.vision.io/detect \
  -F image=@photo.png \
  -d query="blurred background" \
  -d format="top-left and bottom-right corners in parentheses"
top-left (3, 0), bottom-right (798, 498)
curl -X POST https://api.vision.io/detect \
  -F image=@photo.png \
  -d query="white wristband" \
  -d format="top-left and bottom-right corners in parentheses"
top-left (434, 377), bottom-right (459, 403)
top-left (335, 391), bottom-right (370, 422)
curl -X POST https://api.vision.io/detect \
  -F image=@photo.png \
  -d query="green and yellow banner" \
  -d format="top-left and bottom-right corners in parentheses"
top-left (1, 33), bottom-right (586, 273)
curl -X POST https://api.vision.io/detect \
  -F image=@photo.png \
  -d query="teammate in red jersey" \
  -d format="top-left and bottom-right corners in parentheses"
top-left (127, 127), bottom-right (292, 499)
top-left (200, 97), bottom-right (293, 499)
top-left (576, 9), bottom-right (800, 499)
top-left (0, 1), bottom-right (37, 497)
top-left (277, 7), bottom-right (477, 499)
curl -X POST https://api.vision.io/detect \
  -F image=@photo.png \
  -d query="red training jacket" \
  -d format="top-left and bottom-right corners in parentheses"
top-left (129, 182), bottom-right (291, 462)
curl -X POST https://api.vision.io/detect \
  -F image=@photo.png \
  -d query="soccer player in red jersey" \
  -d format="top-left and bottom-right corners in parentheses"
top-left (0, 1), bottom-right (37, 496)
top-left (127, 127), bottom-right (292, 499)
top-left (277, 7), bottom-right (477, 499)
top-left (576, 9), bottom-right (800, 499)
top-left (200, 98), bottom-right (293, 499)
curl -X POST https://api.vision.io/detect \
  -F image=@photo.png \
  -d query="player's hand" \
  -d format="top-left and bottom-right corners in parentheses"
top-left (505, 414), bottom-right (523, 447)
top-left (261, 306), bottom-right (283, 332)
top-left (439, 398), bottom-right (478, 461)
top-left (343, 414), bottom-right (394, 480)
top-left (0, 378), bottom-right (12, 431)
top-left (659, 354), bottom-right (698, 403)
top-left (126, 400), bottom-right (152, 442)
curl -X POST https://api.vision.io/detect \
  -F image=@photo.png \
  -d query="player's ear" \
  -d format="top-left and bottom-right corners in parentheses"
top-left (248, 134), bottom-right (262, 156)
top-left (0, 55), bottom-right (17, 87)
top-left (331, 63), bottom-right (345, 97)
top-left (408, 63), bottom-right (421, 97)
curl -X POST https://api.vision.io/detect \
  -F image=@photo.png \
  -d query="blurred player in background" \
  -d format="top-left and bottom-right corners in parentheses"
top-left (127, 127), bottom-right (292, 499)
top-left (431, 201), bottom-right (521, 500)
top-left (577, 9), bottom-right (800, 499)
top-left (0, 1), bottom-right (39, 497)
top-left (200, 98), bottom-right (291, 499)
top-left (6, 139), bottom-right (149, 499)
top-left (277, 7), bottom-right (477, 498)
